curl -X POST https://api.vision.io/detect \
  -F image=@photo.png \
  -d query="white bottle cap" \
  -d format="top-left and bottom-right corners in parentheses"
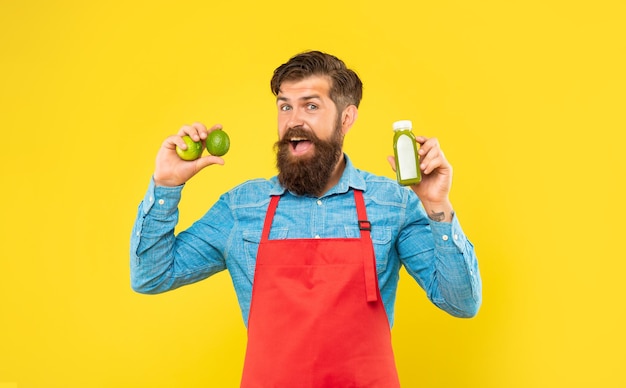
top-left (392, 120), bottom-right (413, 131)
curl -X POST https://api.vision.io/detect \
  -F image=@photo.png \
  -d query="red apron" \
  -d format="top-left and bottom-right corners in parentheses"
top-left (240, 190), bottom-right (400, 388)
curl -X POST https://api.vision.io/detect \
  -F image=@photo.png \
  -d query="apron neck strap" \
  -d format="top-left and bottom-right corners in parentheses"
top-left (262, 195), bottom-right (281, 241)
top-left (353, 190), bottom-right (379, 302)
top-left (353, 190), bottom-right (371, 239)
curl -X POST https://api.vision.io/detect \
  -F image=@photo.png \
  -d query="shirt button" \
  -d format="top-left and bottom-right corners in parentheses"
top-left (442, 235), bottom-right (449, 241)
top-left (454, 234), bottom-right (459, 240)
top-left (149, 196), bottom-right (154, 202)
top-left (316, 200), bottom-right (323, 206)
top-left (314, 235), bottom-right (321, 239)
top-left (158, 199), bottom-right (165, 205)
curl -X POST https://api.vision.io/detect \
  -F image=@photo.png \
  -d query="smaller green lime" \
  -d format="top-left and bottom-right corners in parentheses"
top-left (207, 129), bottom-right (230, 156)
top-left (176, 135), bottom-right (203, 161)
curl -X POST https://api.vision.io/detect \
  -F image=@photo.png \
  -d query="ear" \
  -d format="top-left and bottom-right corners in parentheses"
top-left (340, 105), bottom-right (358, 136)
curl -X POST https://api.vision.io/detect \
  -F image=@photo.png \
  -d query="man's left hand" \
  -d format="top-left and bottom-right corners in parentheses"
top-left (387, 136), bottom-right (454, 222)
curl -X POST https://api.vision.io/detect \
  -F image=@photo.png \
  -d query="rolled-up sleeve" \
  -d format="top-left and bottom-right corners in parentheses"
top-left (400, 208), bottom-right (482, 318)
top-left (129, 178), bottom-right (228, 294)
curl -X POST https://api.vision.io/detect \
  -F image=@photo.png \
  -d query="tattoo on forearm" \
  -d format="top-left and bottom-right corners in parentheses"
top-left (429, 211), bottom-right (446, 222)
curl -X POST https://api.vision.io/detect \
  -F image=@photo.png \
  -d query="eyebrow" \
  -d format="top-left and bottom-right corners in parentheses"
top-left (276, 94), bottom-right (322, 103)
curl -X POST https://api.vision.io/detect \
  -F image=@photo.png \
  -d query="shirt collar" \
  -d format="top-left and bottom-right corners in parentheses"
top-left (268, 154), bottom-right (366, 197)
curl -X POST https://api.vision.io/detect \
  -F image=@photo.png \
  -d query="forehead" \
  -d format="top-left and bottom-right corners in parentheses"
top-left (277, 75), bottom-right (332, 99)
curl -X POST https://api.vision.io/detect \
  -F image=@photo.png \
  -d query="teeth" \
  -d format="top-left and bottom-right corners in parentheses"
top-left (290, 137), bottom-right (307, 142)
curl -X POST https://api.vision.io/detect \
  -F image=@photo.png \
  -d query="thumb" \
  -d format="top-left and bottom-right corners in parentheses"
top-left (386, 155), bottom-right (397, 172)
top-left (195, 155), bottom-right (225, 171)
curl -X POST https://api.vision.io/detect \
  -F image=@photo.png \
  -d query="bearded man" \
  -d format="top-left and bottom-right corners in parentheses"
top-left (130, 50), bottom-right (482, 387)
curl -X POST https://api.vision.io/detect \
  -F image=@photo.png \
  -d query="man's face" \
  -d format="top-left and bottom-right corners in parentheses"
top-left (275, 76), bottom-right (345, 196)
top-left (276, 75), bottom-right (343, 152)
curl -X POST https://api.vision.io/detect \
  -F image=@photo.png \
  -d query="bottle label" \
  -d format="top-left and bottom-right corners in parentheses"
top-left (397, 134), bottom-right (418, 180)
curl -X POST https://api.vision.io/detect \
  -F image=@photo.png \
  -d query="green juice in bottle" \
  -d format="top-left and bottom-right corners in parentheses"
top-left (392, 120), bottom-right (421, 186)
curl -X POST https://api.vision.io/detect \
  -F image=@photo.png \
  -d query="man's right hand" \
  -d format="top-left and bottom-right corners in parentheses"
top-left (153, 122), bottom-right (225, 187)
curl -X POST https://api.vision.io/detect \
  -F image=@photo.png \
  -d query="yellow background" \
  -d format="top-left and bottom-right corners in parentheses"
top-left (1, 0), bottom-right (625, 387)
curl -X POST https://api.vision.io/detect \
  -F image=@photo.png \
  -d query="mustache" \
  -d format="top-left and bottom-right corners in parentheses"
top-left (276, 126), bottom-right (321, 146)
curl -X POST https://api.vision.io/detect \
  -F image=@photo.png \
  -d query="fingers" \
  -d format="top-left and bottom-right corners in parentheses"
top-left (416, 136), bottom-right (450, 175)
top-left (387, 137), bottom-right (445, 175)
top-left (388, 137), bottom-right (450, 176)
top-left (196, 155), bottom-right (225, 169)
top-left (161, 134), bottom-right (181, 151)
top-left (176, 122), bottom-right (207, 141)
top-left (173, 123), bottom-right (222, 150)
top-left (386, 155), bottom-right (397, 172)
top-left (177, 122), bottom-right (222, 141)
top-left (162, 122), bottom-right (223, 153)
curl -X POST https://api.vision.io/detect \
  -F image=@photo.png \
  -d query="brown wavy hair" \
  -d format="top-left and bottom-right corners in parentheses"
top-left (270, 51), bottom-right (363, 111)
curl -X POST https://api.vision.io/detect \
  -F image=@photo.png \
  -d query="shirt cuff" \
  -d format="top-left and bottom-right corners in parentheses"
top-left (428, 212), bottom-right (468, 252)
top-left (140, 177), bottom-right (184, 216)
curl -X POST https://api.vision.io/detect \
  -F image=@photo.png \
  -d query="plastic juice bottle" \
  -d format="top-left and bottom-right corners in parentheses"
top-left (392, 120), bottom-right (421, 186)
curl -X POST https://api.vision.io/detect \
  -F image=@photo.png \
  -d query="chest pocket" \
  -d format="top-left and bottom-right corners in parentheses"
top-left (242, 228), bottom-right (288, 276)
top-left (344, 225), bottom-right (393, 274)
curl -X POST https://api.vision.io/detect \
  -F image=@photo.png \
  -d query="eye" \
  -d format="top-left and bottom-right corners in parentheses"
top-left (306, 103), bottom-right (318, 110)
top-left (279, 104), bottom-right (292, 111)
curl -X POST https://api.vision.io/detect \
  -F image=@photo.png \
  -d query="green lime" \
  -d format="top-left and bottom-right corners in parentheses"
top-left (176, 135), bottom-right (203, 161)
top-left (206, 129), bottom-right (230, 156)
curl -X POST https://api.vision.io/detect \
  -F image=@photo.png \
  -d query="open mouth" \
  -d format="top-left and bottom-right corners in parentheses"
top-left (289, 136), bottom-right (313, 155)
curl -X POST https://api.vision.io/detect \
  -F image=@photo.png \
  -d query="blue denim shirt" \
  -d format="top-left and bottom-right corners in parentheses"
top-left (130, 155), bottom-right (481, 327)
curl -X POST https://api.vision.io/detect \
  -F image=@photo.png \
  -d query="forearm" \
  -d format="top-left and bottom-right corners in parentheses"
top-left (130, 178), bottom-right (229, 294)
top-left (402, 213), bottom-right (482, 318)
top-left (130, 180), bottom-right (184, 293)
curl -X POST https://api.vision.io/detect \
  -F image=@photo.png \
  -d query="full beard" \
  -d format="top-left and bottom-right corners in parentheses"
top-left (275, 122), bottom-right (344, 197)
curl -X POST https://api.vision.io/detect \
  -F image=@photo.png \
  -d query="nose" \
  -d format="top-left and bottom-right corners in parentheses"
top-left (286, 107), bottom-right (305, 129)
